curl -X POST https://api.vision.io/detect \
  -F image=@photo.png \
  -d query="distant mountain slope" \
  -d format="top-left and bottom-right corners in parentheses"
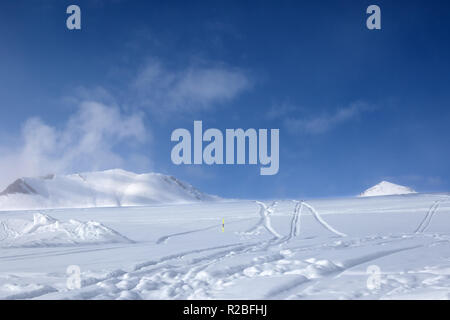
top-left (359, 181), bottom-right (417, 197)
top-left (0, 169), bottom-right (219, 211)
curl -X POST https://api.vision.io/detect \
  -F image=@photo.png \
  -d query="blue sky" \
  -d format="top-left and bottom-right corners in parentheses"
top-left (0, 0), bottom-right (449, 198)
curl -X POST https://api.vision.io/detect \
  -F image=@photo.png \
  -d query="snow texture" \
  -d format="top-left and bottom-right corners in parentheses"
top-left (1, 193), bottom-right (450, 300)
top-left (0, 213), bottom-right (132, 247)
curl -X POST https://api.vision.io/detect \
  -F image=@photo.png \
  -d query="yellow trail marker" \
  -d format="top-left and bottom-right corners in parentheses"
top-left (222, 219), bottom-right (225, 232)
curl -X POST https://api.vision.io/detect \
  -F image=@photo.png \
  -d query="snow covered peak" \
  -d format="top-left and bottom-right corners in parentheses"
top-left (359, 181), bottom-right (417, 197)
top-left (0, 169), bottom-right (219, 211)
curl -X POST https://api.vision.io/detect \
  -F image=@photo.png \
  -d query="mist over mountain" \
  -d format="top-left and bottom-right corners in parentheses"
top-left (0, 169), bottom-right (219, 211)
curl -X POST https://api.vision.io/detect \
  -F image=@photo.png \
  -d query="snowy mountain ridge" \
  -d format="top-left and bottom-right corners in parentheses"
top-left (0, 169), bottom-right (218, 211)
top-left (359, 180), bottom-right (417, 197)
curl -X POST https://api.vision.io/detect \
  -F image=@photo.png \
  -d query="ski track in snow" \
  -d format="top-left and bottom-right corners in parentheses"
top-left (287, 201), bottom-right (302, 240)
top-left (414, 196), bottom-right (450, 234)
top-left (301, 201), bottom-right (347, 237)
top-left (156, 217), bottom-right (255, 244)
top-left (241, 201), bottom-right (281, 239)
top-left (415, 201), bottom-right (440, 233)
top-left (1, 196), bottom-right (450, 300)
top-left (61, 235), bottom-right (431, 300)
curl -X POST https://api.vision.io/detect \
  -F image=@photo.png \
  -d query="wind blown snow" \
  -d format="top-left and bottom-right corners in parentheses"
top-left (0, 169), bottom-right (218, 211)
top-left (1, 193), bottom-right (450, 300)
top-left (0, 213), bottom-right (132, 248)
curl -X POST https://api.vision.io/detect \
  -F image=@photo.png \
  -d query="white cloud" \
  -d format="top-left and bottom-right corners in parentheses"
top-left (0, 101), bottom-right (148, 189)
top-left (132, 59), bottom-right (251, 114)
top-left (285, 101), bottom-right (373, 135)
top-left (0, 57), bottom-right (251, 187)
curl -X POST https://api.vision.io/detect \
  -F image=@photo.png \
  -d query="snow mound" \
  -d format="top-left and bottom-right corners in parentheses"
top-left (0, 169), bottom-right (219, 211)
top-left (359, 181), bottom-right (417, 197)
top-left (0, 213), bottom-right (132, 247)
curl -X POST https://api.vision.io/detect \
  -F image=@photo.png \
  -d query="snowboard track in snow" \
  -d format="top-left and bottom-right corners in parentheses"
top-left (57, 232), bottom-right (430, 300)
top-left (2, 197), bottom-right (450, 300)
top-left (26, 203), bottom-right (403, 299)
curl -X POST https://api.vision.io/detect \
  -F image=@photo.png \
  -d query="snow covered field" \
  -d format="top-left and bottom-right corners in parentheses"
top-left (1, 193), bottom-right (450, 300)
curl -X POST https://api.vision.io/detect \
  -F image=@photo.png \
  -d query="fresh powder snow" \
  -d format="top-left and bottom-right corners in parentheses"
top-left (1, 193), bottom-right (450, 299)
top-left (0, 213), bottom-right (132, 247)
